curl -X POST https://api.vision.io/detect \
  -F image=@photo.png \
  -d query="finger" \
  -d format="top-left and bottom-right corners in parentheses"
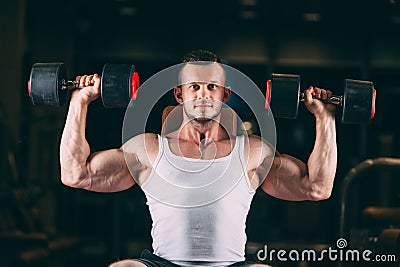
top-left (321, 89), bottom-right (328, 101)
top-left (93, 73), bottom-right (101, 87)
top-left (313, 87), bottom-right (322, 99)
top-left (304, 86), bottom-right (314, 103)
top-left (79, 75), bottom-right (87, 87)
top-left (75, 76), bottom-right (81, 83)
top-left (93, 73), bottom-right (101, 83)
top-left (87, 75), bottom-right (95, 86)
top-left (326, 90), bottom-right (333, 98)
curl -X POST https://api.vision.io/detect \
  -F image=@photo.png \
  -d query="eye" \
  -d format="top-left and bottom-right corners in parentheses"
top-left (207, 84), bottom-right (218, 90)
top-left (190, 84), bottom-right (200, 90)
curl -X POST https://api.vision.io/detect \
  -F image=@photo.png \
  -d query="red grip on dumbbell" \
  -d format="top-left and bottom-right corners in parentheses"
top-left (265, 79), bottom-right (271, 110)
top-left (131, 71), bottom-right (140, 100)
top-left (371, 88), bottom-right (376, 119)
top-left (27, 80), bottom-right (31, 96)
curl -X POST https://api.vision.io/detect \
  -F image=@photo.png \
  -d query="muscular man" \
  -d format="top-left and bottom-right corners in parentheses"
top-left (60, 50), bottom-right (337, 267)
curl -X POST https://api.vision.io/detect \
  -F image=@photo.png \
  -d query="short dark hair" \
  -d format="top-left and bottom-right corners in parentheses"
top-left (181, 50), bottom-right (221, 63)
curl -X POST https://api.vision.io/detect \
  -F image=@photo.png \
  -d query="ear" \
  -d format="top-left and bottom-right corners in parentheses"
top-left (223, 86), bottom-right (231, 103)
top-left (174, 86), bottom-right (184, 104)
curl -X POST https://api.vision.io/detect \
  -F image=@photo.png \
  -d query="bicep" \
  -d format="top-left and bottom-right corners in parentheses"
top-left (85, 148), bottom-right (138, 192)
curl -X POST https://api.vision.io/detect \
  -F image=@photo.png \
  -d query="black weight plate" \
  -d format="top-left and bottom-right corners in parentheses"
top-left (101, 64), bottom-right (136, 108)
top-left (270, 73), bottom-right (300, 119)
top-left (29, 63), bottom-right (67, 107)
top-left (342, 79), bottom-right (374, 124)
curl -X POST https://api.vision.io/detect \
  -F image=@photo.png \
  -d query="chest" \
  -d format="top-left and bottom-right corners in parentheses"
top-left (168, 140), bottom-right (234, 160)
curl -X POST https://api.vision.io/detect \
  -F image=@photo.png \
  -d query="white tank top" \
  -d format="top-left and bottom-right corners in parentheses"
top-left (141, 135), bottom-right (255, 267)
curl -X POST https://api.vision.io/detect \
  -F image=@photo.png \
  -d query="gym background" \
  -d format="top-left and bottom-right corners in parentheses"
top-left (1, 0), bottom-right (400, 266)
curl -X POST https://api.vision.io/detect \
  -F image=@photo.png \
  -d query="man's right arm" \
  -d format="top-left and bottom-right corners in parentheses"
top-left (60, 74), bottom-right (140, 192)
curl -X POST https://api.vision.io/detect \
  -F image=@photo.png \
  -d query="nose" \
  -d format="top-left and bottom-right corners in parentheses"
top-left (197, 84), bottom-right (209, 100)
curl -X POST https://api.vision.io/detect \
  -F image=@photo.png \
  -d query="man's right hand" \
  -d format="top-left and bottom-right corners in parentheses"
top-left (71, 74), bottom-right (101, 104)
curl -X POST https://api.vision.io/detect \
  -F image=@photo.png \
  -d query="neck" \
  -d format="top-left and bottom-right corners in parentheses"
top-left (178, 114), bottom-right (228, 146)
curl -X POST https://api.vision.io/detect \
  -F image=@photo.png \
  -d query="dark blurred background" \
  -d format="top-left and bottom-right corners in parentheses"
top-left (1, 0), bottom-right (400, 266)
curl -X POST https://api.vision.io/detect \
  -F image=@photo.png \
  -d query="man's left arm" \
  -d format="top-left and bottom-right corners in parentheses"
top-left (260, 86), bottom-right (337, 201)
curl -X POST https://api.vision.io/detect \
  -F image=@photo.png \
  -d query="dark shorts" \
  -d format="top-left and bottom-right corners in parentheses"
top-left (134, 249), bottom-right (259, 267)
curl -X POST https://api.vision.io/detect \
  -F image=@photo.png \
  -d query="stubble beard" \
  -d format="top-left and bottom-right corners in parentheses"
top-left (183, 103), bottom-right (222, 129)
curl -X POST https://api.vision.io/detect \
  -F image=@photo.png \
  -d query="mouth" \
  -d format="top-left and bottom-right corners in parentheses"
top-left (195, 106), bottom-right (211, 108)
top-left (195, 104), bottom-right (212, 108)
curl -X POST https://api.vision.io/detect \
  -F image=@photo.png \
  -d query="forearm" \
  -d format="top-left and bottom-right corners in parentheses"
top-left (306, 114), bottom-right (337, 199)
top-left (60, 99), bottom-right (91, 188)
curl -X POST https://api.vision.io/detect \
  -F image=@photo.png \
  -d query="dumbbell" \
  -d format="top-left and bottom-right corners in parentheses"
top-left (265, 73), bottom-right (377, 124)
top-left (27, 63), bottom-right (140, 108)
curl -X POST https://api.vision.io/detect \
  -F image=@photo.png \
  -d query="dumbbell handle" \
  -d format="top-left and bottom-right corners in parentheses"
top-left (299, 93), bottom-right (343, 106)
top-left (61, 79), bottom-right (84, 90)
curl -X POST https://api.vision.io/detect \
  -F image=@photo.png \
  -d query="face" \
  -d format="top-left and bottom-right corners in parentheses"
top-left (174, 63), bottom-right (231, 124)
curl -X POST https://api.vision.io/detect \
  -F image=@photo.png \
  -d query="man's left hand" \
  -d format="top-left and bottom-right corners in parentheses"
top-left (303, 86), bottom-right (336, 118)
